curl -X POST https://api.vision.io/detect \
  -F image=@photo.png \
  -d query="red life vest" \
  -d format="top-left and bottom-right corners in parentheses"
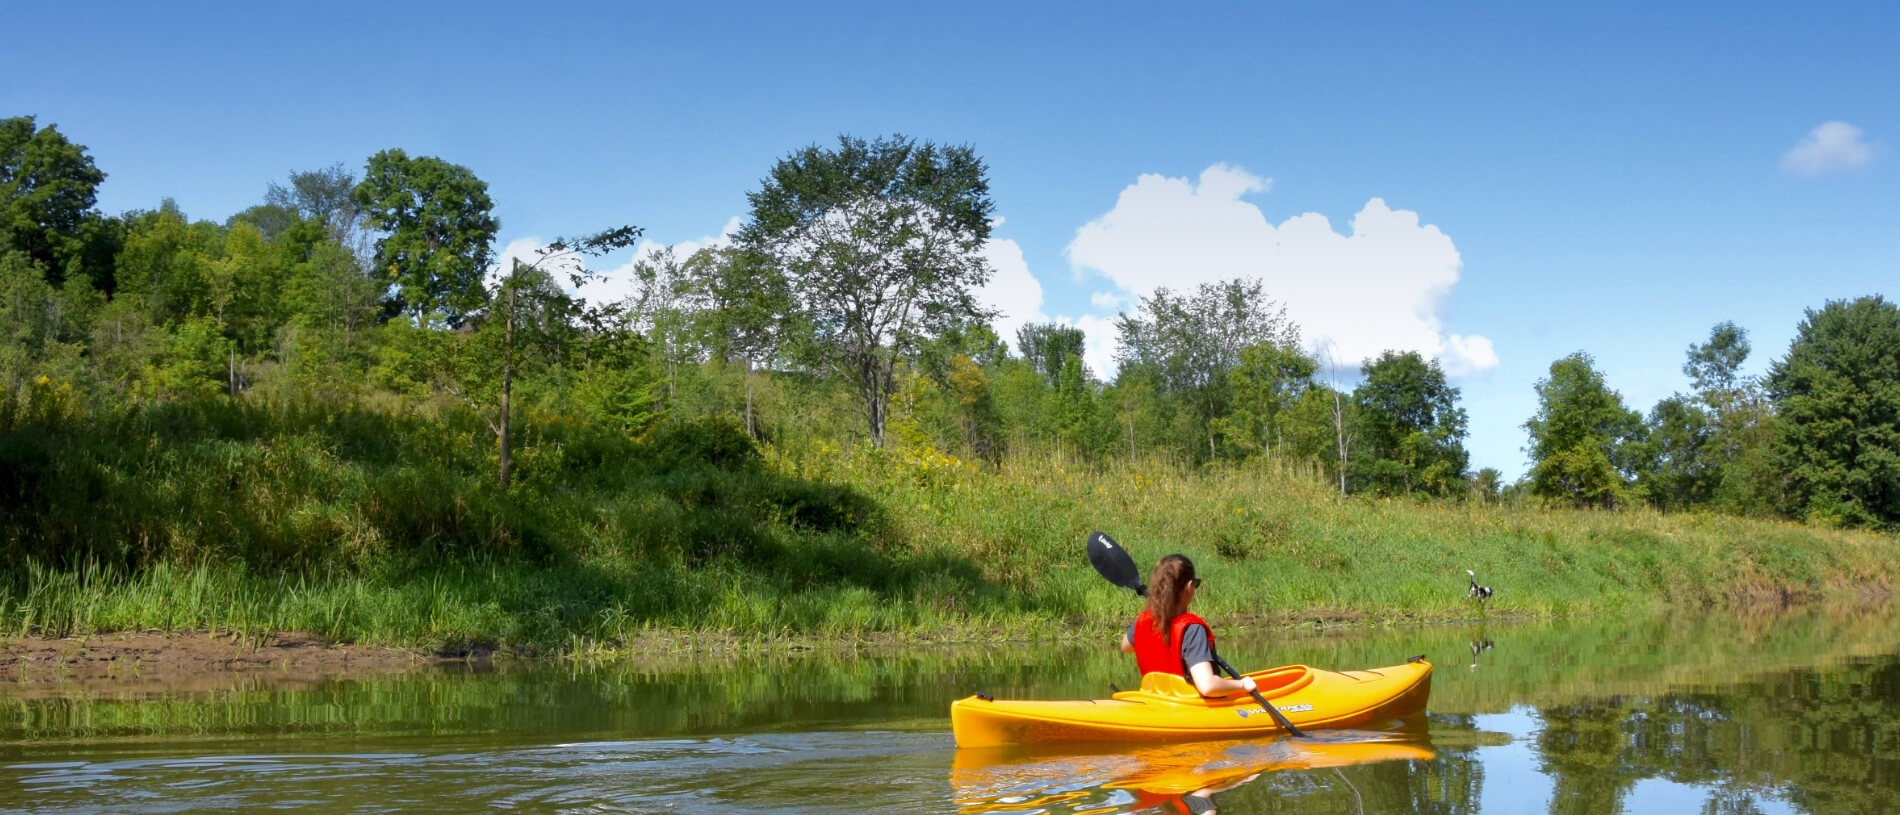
top-left (1131, 609), bottom-right (1215, 679)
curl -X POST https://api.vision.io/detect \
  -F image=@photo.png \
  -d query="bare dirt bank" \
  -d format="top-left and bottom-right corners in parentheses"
top-left (0, 631), bottom-right (441, 688)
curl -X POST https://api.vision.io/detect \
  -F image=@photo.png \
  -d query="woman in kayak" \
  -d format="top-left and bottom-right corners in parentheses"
top-left (1120, 554), bottom-right (1258, 697)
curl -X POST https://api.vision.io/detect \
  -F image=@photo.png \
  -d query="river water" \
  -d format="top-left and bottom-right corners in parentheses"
top-left (2, 605), bottom-right (1896, 813)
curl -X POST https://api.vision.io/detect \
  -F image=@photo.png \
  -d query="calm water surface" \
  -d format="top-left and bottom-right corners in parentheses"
top-left (3, 606), bottom-right (1897, 813)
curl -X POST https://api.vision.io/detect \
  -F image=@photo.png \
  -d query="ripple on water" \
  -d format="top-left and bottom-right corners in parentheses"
top-left (4, 731), bottom-right (962, 814)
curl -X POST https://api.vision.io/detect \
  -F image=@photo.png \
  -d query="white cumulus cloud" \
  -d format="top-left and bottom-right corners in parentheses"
top-left (1065, 164), bottom-right (1496, 378)
top-left (1782, 121), bottom-right (1876, 176)
top-left (974, 227), bottom-right (1048, 348)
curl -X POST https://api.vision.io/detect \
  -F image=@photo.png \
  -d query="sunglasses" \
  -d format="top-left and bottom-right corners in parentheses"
top-left (1188, 578), bottom-right (1203, 589)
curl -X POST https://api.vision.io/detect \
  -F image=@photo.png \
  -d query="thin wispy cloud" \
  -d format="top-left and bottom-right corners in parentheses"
top-left (1782, 121), bottom-right (1875, 176)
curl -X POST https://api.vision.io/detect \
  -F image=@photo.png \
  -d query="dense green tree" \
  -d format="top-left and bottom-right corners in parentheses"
top-left (114, 201), bottom-right (221, 326)
top-left (739, 134), bottom-right (995, 449)
top-left (225, 204), bottom-right (299, 241)
top-left (1767, 295), bottom-right (1900, 528)
top-left (283, 223), bottom-right (382, 338)
top-left (1212, 342), bottom-right (1317, 461)
top-left (1685, 320), bottom-right (1765, 468)
top-left (1349, 350), bottom-right (1470, 496)
top-left (1015, 322), bottom-right (1085, 387)
top-left (1686, 321), bottom-right (1750, 396)
top-left (1635, 395), bottom-right (1715, 510)
top-left (0, 116), bottom-right (106, 282)
top-left (0, 251), bottom-right (98, 391)
top-left (1114, 278), bottom-right (1298, 462)
top-left (1526, 352), bottom-right (1645, 507)
top-left (1471, 467), bottom-right (1503, 503)
top-left (353, 149), bottom-right (498, 326)
top-left (268, 163), bottom-right (363, 246)
top-left (1052, 352), bottom-right (1104, 457)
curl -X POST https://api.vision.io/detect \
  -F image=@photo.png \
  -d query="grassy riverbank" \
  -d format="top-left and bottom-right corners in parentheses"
top-left (2, 400), bottom-right (1896, 655)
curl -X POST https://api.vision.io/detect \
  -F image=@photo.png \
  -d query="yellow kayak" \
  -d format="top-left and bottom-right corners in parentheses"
top-left (950, 660), bottom-right (1432, 748)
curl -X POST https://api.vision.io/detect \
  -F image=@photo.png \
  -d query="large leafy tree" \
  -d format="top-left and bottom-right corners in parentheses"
top-left (1525, 352), bottom-right (1646, 507)
top-left (1114, 278), bottom-right (1298, 462)
top-left (739, 134), bottom-right (995, 449)
top-left (1767, 295), bottom-right (1900, 528)
top-left (353, 149), bottom-right (499, 326)
top-left (1351, 350), bottom-right (1470, 496)
top-left (0, 116), bottom-right (106, 282)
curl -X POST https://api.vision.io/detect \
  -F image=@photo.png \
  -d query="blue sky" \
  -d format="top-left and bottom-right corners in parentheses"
top-left (7, 1), bottom-right (1895, 478)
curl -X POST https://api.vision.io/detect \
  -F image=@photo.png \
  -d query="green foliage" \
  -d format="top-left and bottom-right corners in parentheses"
top-left (353, 149), bottom-right (498, 325)
top-left (1212, 342), bottom-right (1318, 462)
top-left (1350, 350), bottom-right (1470, 496)
top-left (1115, 278), bottom-right (1298, 462)
top-left (1633, 395), bottom-right (1715, 510)
top-left (0, 116), bottom-right (106, 280)
top-left (267, 162), bottom-right (363, 245)
top-left (115, 201), bottom-right (221, 326)
top-left (684, 246), bottom-right (791, 366)
top-left (1685, 320), bottom-right (1750, 395)
top-left (151, 316), bottom-right (232, 400)
top-left (647, 414), bottom-right (760, 471)
top-left (1015, 322), bottom-right (1085, 386)
top-left (740, 134), bottom-right (996, 449)
top-left (1768, 295), bottom-right (1900, 529)
top-left (1526, 352), bottom-right (1645, 507)
top-left (226, 203), bottom-right (299, 241)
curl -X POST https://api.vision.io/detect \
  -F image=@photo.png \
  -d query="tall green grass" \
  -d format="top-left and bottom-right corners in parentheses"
top-left (1, 396), bottom-right (1896, 654)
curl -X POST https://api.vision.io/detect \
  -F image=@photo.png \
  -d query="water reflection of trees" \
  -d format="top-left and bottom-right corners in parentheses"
top-left (1534, 657), bottom-right (1900, 815)
top-left (1196, 749), bottom-right (1482, 814)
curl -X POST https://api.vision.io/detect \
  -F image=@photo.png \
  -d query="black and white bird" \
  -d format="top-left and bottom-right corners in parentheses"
top-left (1466, 569), bottom-right (1493, 608)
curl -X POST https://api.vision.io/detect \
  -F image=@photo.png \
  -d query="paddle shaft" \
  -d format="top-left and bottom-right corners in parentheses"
top-left (1214, 653), bottom-right (1307, 737)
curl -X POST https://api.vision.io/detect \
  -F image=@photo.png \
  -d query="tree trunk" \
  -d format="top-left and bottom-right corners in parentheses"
top-left (1127, 414), bottom-right (1137, 461)
top-left (498, 286), bottom-right (515, 490)
top-left (1332, 391), bottom-right (1350, 497)
top-left (744, 357), bottom-right (756, 438)
top-left (867, 391), bottom-right (885, 449)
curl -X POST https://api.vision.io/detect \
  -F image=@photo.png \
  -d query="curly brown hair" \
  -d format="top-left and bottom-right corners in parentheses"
top-left (1144, 553), bottom-right (1197, 642)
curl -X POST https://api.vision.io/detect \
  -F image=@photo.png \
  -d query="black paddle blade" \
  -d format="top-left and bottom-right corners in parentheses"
top-left (1087, 531), bottom-right (1146, 596)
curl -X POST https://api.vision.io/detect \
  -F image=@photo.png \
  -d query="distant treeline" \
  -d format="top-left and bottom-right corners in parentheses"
top-left (4, 116), bottom-right (1897, 533)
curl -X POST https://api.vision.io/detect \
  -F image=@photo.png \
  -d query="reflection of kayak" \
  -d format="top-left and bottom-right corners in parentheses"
top-left (952, 730), bottom-right (1435, 812)
top-left (951, 660), bottom-right (1432, 748)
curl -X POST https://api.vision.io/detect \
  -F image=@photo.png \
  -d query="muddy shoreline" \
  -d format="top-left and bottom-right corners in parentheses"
top-left (0, 631), bottom-right (447, 688)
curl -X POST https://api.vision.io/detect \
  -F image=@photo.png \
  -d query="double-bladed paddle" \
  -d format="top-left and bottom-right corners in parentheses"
top-left (1086, 530), bottom-right (1308, 738)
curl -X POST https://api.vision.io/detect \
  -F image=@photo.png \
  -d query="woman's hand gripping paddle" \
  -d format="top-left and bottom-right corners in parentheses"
top-left (1086, 530), bottom-right (1308, 738)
